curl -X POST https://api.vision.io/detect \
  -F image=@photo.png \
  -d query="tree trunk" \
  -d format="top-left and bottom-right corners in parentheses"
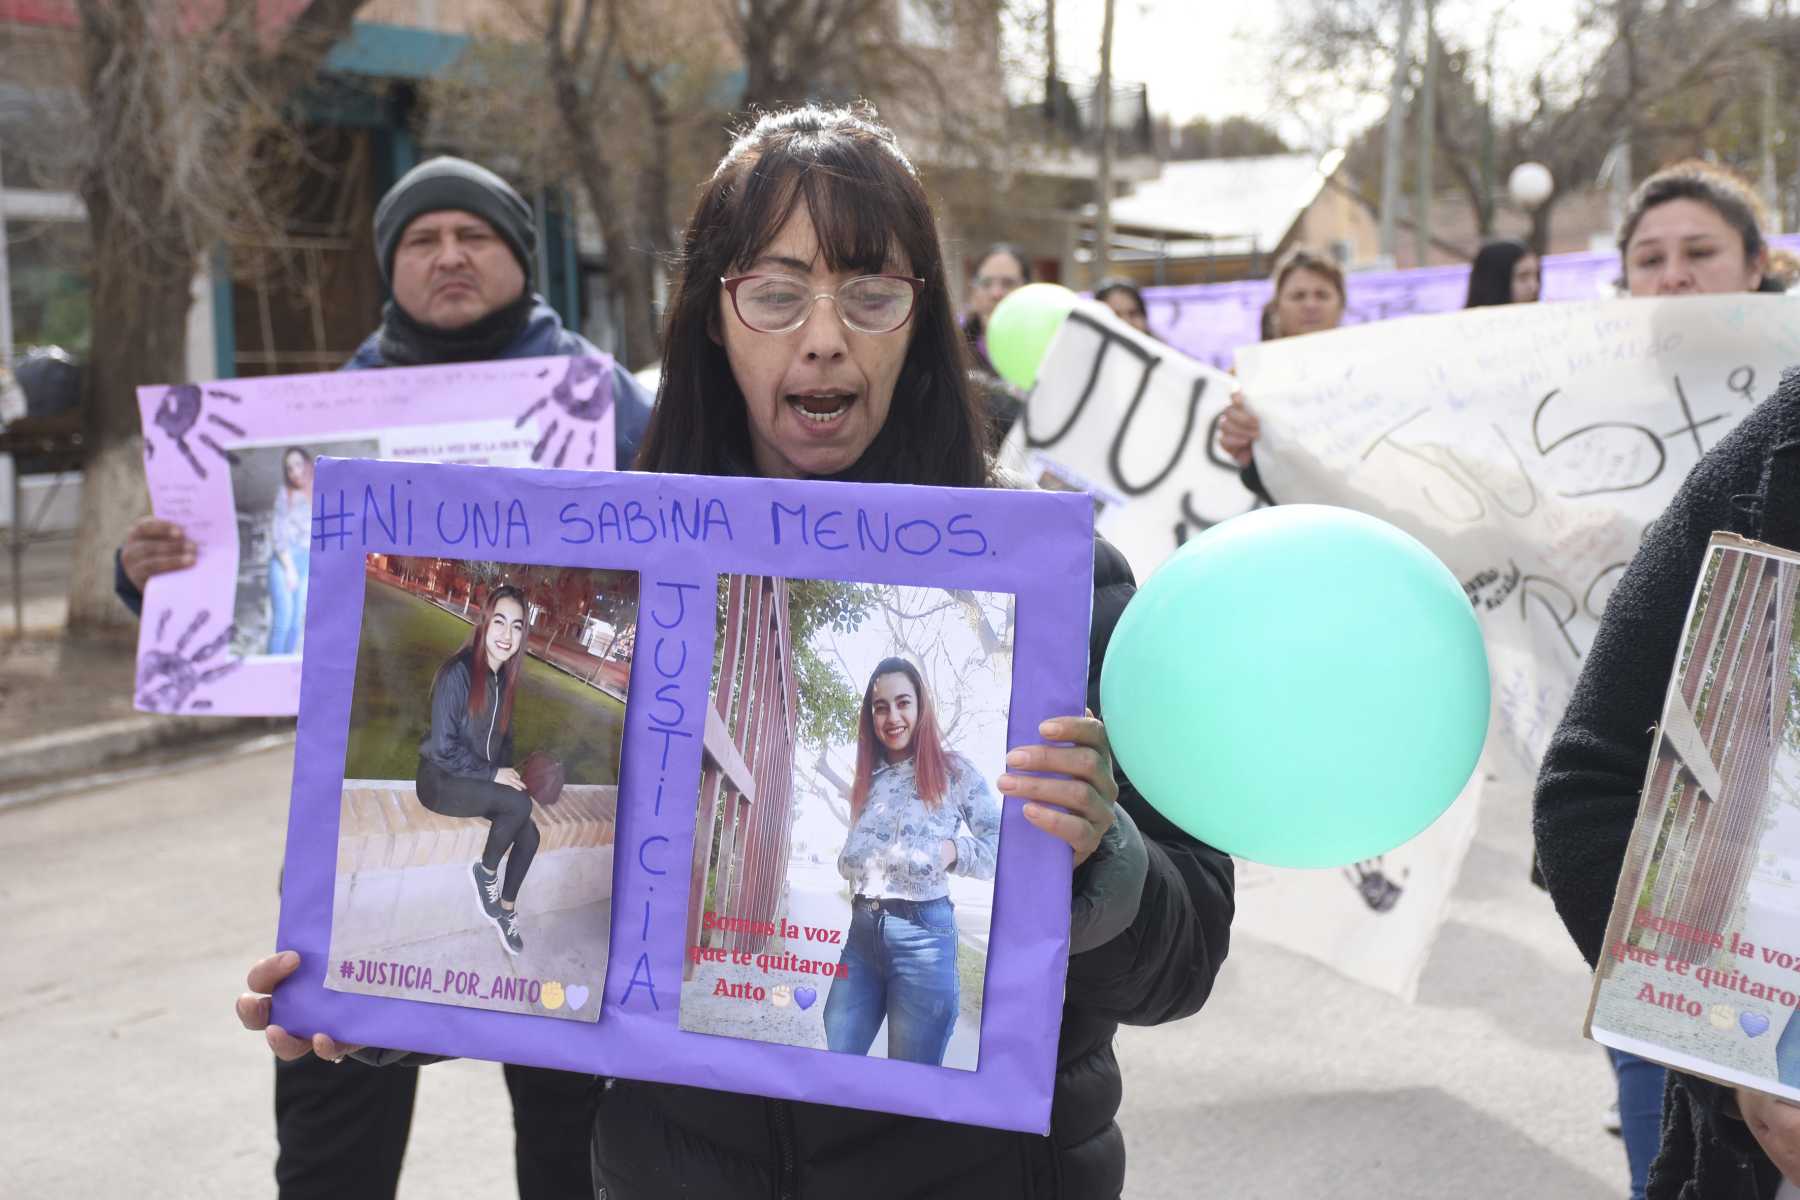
top-left (1092, 0), bottom-right (1115, 283)
top-left (548, 34), bottom-right (660, 369)
top-left (577, 155), bottom-right (660, 371)
top-left (631, 71), bottom-right (678, 259)
top-left (66, 191), bottom-right (197, 637)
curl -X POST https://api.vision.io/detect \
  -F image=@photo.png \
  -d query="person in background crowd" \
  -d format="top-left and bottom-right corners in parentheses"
top-left (960, 242), bottom-right (1032, 453)
top-left (1464, 238), bottom-right (1541, 307)
top-left (961, 242), bottom-right (1030, 370)
top-left (238, 102), bottom-right (1235, 1200)
top-left (1265, 248), bottom-right (1345, 340)
top-left (1536, 157), bottom-right (1778, 1200)
top-left (121, 155), bottom-right (653, 1200)
top-left (1617, 160), bottom-right (1769, 298)
top-left (1216, 248), bottom-right (1348, 504)
top-left (1094, 277), bottom-right (1153, 336)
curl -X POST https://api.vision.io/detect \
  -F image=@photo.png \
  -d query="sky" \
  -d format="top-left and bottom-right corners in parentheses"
top-left (1038, 0), bottom-right (1602, 148)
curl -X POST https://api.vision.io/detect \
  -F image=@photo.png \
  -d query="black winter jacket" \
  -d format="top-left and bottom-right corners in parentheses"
top-left (1535, 371), bottom-right (1800, 1200)
top-left (419, 650), bottom-right (513, 780)
top-left (587, 536), bottom-right (1236, 1200)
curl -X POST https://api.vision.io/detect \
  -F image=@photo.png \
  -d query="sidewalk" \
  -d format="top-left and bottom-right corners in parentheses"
top-left (0, 538), bottom-right (280, 798)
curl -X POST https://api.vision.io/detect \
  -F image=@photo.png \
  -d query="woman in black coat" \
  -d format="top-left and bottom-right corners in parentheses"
top-left (239, 104), bottom-right (1235, 1199)
top-left (1535, 159), bottom-right (1793, 1200)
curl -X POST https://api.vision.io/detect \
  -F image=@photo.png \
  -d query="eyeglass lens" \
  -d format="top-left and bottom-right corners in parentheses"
top-left (737, 275), bottom-right (915, 333)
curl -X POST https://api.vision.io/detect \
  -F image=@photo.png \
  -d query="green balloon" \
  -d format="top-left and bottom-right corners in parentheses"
top-left (985, 283), bottom-right (1080, 390)
top-left (1099, 506), bottom-right (1489, 868)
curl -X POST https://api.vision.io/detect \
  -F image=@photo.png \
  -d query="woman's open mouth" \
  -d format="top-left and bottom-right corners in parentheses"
top-left (787, 390), bottom-right (856, 425)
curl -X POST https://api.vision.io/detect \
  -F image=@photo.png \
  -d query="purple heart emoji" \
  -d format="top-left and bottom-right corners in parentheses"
top-left (1742, 1011), bottom-right (1771, 1038)
top-left (565, 985), bottom-right (589, 1011)
top-left (793, 985), bottom-right (817, 1011)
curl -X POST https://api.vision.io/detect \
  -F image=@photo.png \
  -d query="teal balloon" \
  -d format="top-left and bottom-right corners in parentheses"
top-left (985, 283), bottom-right (1079, 390)
top-left (1099, 506), bottom-right (1489, 868)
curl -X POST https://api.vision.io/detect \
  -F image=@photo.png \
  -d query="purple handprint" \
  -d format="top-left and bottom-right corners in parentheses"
top-left (1344, 857), bottom-right (1405, 914)
top-left (515, 356), bottom-right (615, 468)
top-left (149, 384), bottom-right (246, 479)
top-left (136, 609), bottom-right (240, 713)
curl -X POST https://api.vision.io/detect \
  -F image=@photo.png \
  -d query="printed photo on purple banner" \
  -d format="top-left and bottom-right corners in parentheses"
top-left (1591, 537), bottom-right (1800, 1098)
top-left (678, 575), bottom-right (1015, 1072)
top-left (135, 357), bottom-right (624, 717)
top-left (227, 439), bottom-right (378, 660)
top-left (324, 555), bottom-right (639, 1024)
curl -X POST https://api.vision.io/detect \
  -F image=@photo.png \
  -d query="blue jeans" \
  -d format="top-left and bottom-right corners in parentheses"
top-left (1608, 1047), bottom-right (1666, 1200)
top-left (267, 552), bottom-right (309, 656)
top-left (822, 895), bottom-right (959, 1065)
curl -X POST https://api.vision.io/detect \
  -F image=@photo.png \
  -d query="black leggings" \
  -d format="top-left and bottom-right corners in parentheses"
top-left (416, 757), bottom-right (539, 903)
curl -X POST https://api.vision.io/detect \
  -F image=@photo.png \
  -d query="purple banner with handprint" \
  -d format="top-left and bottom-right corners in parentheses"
top-left (133, 357), bottom-right (616, 714)
top-left (1147, 238), bottom-right (1800, 372)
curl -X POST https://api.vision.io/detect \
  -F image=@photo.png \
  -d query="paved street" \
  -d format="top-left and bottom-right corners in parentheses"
top-left (0, 742), bottom-right (1625, 1197)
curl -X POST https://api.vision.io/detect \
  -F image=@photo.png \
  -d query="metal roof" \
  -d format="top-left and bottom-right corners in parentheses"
top-left (1095, 151), bottom-right (1346, 249)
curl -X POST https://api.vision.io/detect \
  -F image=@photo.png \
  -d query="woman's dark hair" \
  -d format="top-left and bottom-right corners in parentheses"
top-left (1273, 249), bottom-right (1346, 304)
top-left (447, 583), bottom-right (527, 735)
top-left (632, 105), bottom-right (988, 489)
top-left (281, 446), bottom-right (314, 489)
top-left (1258, 298), bottom-right (1278, 341)
top-left (850, 657), bottom-right (949, 824)
top-left (1093, 277), bottom-right (1147, 317)
top-left (1618, 160), bottom-right (1768, 270)
top-left (1464, 239), bottom-right (1533, 308)
top-left (973, 243), bottom-right (1032, 285)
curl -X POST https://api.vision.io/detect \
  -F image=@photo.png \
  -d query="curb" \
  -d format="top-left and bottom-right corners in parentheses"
top-left (0, 729), bottom-right (297, 814)
top-left (0, 713), bottom-right (289, 788)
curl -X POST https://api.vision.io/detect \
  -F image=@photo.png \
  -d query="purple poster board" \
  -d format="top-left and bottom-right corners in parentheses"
top-left (272, 457), bottom-right (1096, 1134)
top-left (132, 356), bottom-right (617, 716)
top-left (1147, 236), bottom-right (1800, 372)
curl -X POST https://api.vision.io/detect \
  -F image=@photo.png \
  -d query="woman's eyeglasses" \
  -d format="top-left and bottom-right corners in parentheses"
top-left (721, 273), bottom-right (926, 335)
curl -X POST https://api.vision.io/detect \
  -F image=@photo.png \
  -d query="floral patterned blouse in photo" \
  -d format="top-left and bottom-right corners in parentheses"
top-left (837, 754), bottom-right (1001, 901)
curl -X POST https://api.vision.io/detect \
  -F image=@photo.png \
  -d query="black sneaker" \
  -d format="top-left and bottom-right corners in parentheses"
top-left (472, 862), bottom-right (503, 920)
top-left (493, 907), bottom-right (523, 956)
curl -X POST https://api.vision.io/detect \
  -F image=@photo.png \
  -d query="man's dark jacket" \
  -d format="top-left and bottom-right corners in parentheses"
top-left (115, 296), bottom-right (651, 614)
top-left (584, 537), bottom-right (1235, 1199)
top-left (1536, 370), bottom-right (1800, 1200)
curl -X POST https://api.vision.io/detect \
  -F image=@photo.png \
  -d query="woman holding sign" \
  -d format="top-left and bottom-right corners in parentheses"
top-left (240, 103), bottom-right (1234, 1199)
top-left (1218, 249), bottom-right (1346, 503)
top-left (822, 657), bottom-right (1001, 1065)
top-left (1537, 159), bottom-right (1780, 1200)
top-left (416, 583), bottom-right (537, 957)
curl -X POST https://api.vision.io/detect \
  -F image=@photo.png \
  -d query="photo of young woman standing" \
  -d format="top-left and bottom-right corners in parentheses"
top-left (824, 657), bottom-right (1001, 1065)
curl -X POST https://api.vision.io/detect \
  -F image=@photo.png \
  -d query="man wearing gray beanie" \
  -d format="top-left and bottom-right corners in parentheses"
top-left (115, 153), bottom-right (651, 1199)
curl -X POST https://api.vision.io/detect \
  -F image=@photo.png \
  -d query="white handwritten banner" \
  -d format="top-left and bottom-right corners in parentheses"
top-left (1012, 295), bottom-right (1800, 998)
top-left (997, 305), bottom-right (1256, 578)
top-left (1147, 236), bottom-right (1800, 372)
top-left (1237, 294), bottom-right (1800, 767)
